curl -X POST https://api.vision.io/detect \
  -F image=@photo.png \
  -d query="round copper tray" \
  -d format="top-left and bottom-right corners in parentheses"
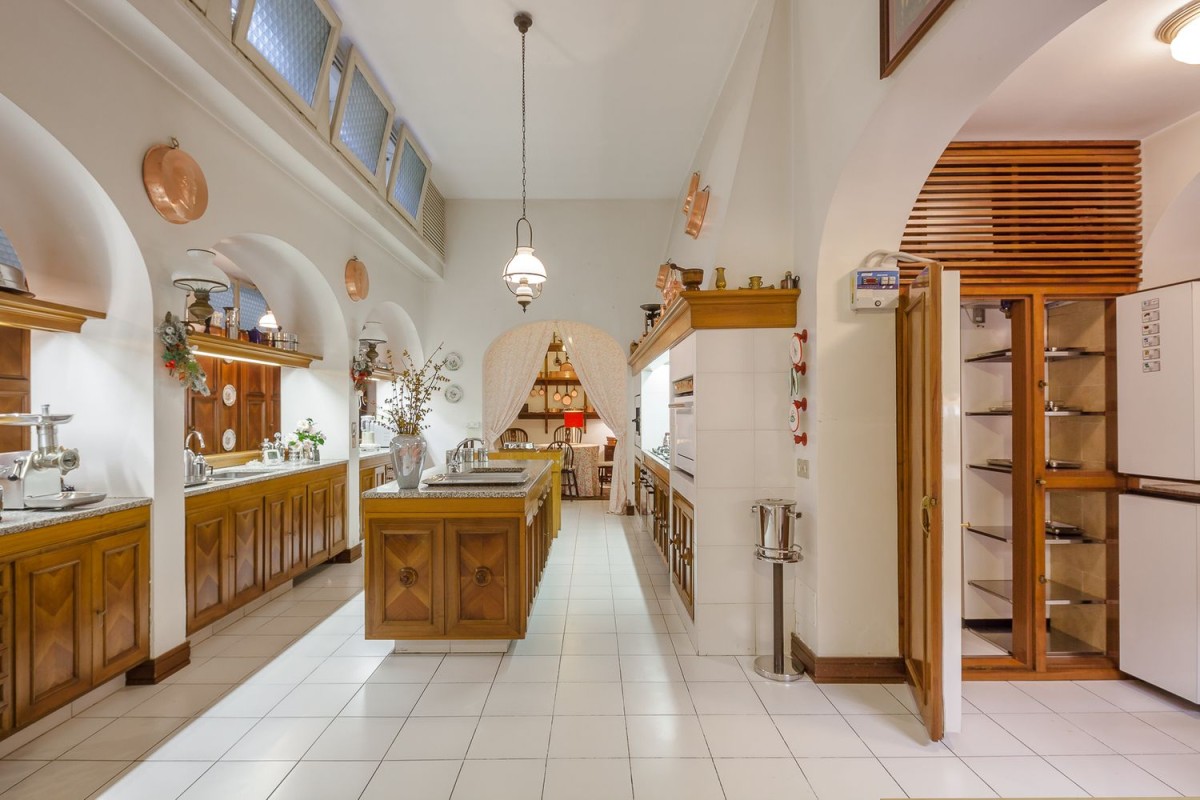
top-left (142, 138), bottom-right (208, 224)
top-left (345, 257), bottom-right (369, 301)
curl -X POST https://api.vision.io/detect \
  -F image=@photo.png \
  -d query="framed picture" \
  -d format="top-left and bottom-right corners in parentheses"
top-left (880, 0), bottom-right (956, 78)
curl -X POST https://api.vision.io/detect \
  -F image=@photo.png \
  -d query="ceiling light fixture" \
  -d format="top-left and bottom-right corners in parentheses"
top-left (172, 248), bottom-right (229, 325)
top-left (1158, 2), bottom-right (1200, 63)
top-left (500, 12), bottom-right (547, 313)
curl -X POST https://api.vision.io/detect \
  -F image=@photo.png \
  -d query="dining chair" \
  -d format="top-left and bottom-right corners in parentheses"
top-left (546, 441), bottom-right (579, 499)
top-left (552, 425), bottom-right (582, 444)
top-left (500, 427), bottom-right (528, 444)
top-left (597, 461), bottom-right (613, 498)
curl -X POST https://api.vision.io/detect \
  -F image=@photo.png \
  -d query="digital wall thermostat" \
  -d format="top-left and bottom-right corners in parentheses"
top-left (852, 269), bottom-right (900, 311)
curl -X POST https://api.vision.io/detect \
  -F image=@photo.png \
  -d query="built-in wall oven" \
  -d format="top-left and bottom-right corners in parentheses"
top-left (670, 376), bottom-right (695, 476)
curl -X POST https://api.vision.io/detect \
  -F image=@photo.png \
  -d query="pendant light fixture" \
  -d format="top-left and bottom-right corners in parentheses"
top-left (500, 12), bottom-right (547, 313)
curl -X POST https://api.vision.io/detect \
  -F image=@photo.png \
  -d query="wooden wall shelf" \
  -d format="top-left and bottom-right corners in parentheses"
top-left (0, 294), bottom-right (105, 333)
top-left (517, 411), bottom-right (600, 421)
top-left (629, 288), bottom-right (800, 373)
top-left (190, 332), bottom-right (320, 369)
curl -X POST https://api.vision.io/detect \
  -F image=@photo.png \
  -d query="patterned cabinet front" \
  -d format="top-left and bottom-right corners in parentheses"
top-left (229, 496), bottom-right (265, 608)
top-left (185, 504), bottom-right (230, 634)
top-left (367, 519), bottom-right (444, 638)
top-left (670, 491), bottom-right (695, 619)
top-left (329, 471), bottom-right (347, 555)
top-left (446, 519), bottom-right (520, 639)
top-left (307, 478), bottom-right (331, 568)
top-left (264, 489), bottom-right (292, 591)
top-left (14, 542), bottom-right (92, 726)
top-left (91, 527), bottom-right (150, 684)
top-left (287, 483), bottom-right (308, 578)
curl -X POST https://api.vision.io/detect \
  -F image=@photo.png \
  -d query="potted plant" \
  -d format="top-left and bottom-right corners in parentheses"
top-left (292, 417), bottom-right (326, 462)
top-left (380, 345), bottom-right (449, 488)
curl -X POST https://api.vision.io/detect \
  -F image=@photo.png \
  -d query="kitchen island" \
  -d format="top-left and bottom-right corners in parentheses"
top-left (362, 459), bottom-right (554, 641)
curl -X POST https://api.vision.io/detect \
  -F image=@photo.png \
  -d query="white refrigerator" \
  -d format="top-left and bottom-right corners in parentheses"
top-left (1117, 280), bottom-right (1200, 701)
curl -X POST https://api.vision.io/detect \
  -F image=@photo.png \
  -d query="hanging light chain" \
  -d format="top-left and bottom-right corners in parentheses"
top-left (521, 24), bottom-right (528, 221)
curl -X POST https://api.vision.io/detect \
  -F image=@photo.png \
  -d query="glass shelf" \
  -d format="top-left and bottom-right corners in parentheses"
top-left (965, 525), bottom-right (1106, 545)
top-left (964, 622), bottom-right (1104, 656)
top-left (968, 578), bottom-right (1109, 605)
top-left (966, 409), bottom-right (1104, 417)
top-left (966, 348), bottom-right (1105, 364)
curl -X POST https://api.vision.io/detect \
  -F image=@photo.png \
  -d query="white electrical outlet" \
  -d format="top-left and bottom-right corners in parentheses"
top-left (796, 458), bottom-right (810, 479)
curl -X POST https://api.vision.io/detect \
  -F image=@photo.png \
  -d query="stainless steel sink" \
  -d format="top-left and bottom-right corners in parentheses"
top-left (425, 467), bottom-right (529, 486)
top-left (209, 470), bottom-right (280, 481)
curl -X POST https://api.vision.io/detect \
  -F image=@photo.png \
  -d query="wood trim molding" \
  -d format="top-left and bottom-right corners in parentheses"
top-left (791, 633), bottom-right (905, 683)
top-left (125, 641), bottom-right (190, 685)
top-left (0, 295), bottom-right (105, 334)
top-left (628, 288), bottom-right (800, 373)
top-left (190, 332), bottom-right (321, 369)
top-left (330, 542), bottom-right (362, 563)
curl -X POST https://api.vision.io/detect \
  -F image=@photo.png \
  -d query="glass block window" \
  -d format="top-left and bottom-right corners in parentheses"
top-left (206, 280), bottom-right (271, 330)
top-left (244, 0), bottom-right (333, 106)
top-left (392, 139), bottom-right (428, 221)
top-left (338, 66), bottom-right (389, 174)
top-left (328, 58), bottom-right (342, 117)
top-left (0, 228), bottom-right (21, 269)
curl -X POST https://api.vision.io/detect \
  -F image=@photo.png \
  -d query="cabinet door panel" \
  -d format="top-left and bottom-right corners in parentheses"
top-left (229, 497), bottom-right (264, 607)
top-left (329, 472), bottom-right (347, 554)
top-left (92, 527), bottom-right (150, 684)
top-left (288, 485), bottom-right (307, 578)
top-left (14, 543), bottom-right (91, 726)
top-left (186, 505), bottom-right (228, 633)
top-left (307, 480), bottom-right (331, 568)
top-left (264, 490), bottom-right (291, 590)
top-left (367, 519), bottom-right (443, 637)
top-left (446, 519), bottom-right (520, 638)
top-left (239, 362), bottom-right (269, 449)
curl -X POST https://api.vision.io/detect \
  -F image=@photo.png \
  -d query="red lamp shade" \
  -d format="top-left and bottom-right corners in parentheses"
top-left (563, 410), bottom-right (585, 429)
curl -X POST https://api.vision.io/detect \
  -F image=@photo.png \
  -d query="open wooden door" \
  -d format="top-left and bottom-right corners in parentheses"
top-left (897, 263), bottom-right (962, 741)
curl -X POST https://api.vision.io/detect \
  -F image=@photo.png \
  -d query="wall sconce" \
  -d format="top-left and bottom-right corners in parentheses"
top-left (682, 172), bottom-right (700, 216)
top-left (359, 321), bottom-right (387, 363)
top-left (1157, 2), bottom-right (1200, 63)
top-left (685, 186), bottom-right (710, 239)
top-left (172, 248), bottom-right (228, 324)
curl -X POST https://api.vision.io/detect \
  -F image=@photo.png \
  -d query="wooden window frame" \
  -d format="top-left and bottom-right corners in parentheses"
top-left (387, 125), bottom-right (432, 229)
top-left (232, 0), bottom-right (342, 133)
top-left (330, 47), bottom-right (396, 188)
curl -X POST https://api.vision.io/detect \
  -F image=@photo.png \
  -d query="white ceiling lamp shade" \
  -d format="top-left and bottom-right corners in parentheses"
top-left (359, 320), bottom-right (387, 361)
top-left (172, 248), bottom-right (229, 324)
top-left (1158, 3), bottom-right (1200, 63)
top-left (501, 12), bottom-right (547, 313)
top-left (258, 309), bottom-right (279, 330)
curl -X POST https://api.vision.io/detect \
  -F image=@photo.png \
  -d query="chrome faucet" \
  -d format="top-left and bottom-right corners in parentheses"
top-left (185, 429), bottom-right (205, 452)
top-left (184, 429), bottom-right (209, 485)
top-left (450, 437), bottom-right (488, 472)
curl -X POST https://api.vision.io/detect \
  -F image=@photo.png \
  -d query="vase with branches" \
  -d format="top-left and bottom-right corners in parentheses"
top-left (382, 345), bottom-right (449, 487)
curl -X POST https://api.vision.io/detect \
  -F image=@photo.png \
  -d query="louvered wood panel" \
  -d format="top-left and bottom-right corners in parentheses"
top-left (901, 142), bottom-right (1141, 291)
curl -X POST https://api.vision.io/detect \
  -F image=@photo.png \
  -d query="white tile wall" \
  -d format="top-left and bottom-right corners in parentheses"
top-left (696, 329), bottom-right (755, 374)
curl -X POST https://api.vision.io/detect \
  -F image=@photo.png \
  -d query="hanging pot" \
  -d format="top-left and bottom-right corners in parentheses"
top-left (142, 138), bottom-right (209, 224)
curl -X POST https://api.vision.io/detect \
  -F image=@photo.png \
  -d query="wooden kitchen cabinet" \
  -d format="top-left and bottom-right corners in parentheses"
top-left (368, 518), bottom-right (444, 637)
top-left (670, 491), bottom-right (695, 619)
top-left (185, 465), bottom-right (347, 634)
top-left (445, 519), bottom-right (520, 639)
top-left (10, 508), bottom-right (150, 729)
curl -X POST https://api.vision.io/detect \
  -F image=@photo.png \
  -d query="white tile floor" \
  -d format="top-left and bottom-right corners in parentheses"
top-left (0, 500), bottom-right (1198, 798)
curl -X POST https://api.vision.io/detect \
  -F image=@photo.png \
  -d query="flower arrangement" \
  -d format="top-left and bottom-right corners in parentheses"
top-left (156, 312), bottom-right (209, 395)
top-left (292, 417), bottom-right (326, 447)
top-left (380, 345), bottom-right (450, 436)
top-left (351, 350), bottom-right (374, 394)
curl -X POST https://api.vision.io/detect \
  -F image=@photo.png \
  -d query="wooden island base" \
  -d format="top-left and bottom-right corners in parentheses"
top-left (362, 460), bottom-right (555, 640)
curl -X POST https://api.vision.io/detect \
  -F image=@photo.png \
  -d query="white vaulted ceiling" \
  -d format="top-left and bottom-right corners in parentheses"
top-left (329, 0), bottom-right (759, 199)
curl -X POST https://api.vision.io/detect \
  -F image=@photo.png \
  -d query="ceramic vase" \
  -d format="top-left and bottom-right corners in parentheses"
top-left (390, 433), bottom-right (427, 489)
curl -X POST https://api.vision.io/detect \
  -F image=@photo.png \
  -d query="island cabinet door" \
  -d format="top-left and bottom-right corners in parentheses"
top-left (263, 489), bottom-right (291, 591)
top-left (186, 504), bottom-right (230, 633)
top-left (367, 519), bottom-right (444, 638)
top-left (329, 472), bottom-right (347, 555)
top-left (445, 519), bottom-right (521, 639)
top-left (287, 484), bottom-right (307, 578)
top-left (13, 543), bottom-right (92, 727)
top-left (91, 527), bottom-right (150, 685)
top-left (228, 496), bottom-right (265, 608)
top-left (307, 478), bottom-right (331, 568)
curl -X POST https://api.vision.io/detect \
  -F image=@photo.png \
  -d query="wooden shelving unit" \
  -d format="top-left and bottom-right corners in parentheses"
top-left (0, 294), bottom-right (104, 333)
top-left (190, 332), bottom-right (320, 369)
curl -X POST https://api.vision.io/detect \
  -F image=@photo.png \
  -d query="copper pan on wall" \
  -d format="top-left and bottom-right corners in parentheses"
top-left (142, 138), bottom-right (209, 224)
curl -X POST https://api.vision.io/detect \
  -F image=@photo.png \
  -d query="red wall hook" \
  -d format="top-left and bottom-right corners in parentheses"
top-left (797, 329), bottom-right (808, 342)
top-left (795, 362), bottom-right (807, 376)
top-left (793, 397), bottom-right (807, 412)
top-left (794, 432), bottom-right (807, 446)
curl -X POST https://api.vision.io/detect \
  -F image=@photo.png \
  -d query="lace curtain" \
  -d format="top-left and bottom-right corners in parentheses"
top-left (558, 321), bottom-right (629, 514)
top-left (482, 322), bottom-right (555, 447)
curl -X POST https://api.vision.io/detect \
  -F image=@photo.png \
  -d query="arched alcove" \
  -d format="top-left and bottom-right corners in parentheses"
top-left (360, 299), bottom-right (424, 365)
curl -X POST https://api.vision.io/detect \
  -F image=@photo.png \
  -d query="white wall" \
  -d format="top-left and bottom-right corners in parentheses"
top-left (1142, 111), bottom-right (1200, 288)
top-left (420, 199), bottom-right (673, 464)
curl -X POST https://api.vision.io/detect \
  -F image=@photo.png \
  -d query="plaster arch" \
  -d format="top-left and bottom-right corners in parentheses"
top-left (796, 0), bottom-right (1105, 659)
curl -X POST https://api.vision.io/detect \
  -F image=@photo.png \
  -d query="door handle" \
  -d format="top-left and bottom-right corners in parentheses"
top-left (920, 495), bottom-right (937, 537)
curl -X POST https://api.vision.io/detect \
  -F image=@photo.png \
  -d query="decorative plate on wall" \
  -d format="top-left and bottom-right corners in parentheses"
top-left (221, 428), bottom-right (237, 451)
top-left (222, 384), bottom-right (237, 406)
top-left (444, 351), bottom-right (463, 371)
top-left (444, 383), bottom-right (463, 403)
top-left (344, 257), bottom-right (369, 302)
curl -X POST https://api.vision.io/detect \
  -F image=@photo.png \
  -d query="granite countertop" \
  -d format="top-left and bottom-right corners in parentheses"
top-left (0, 497), bottom-right (152, 536)
top-left (642, 449), bottom-right (669, 470)
top-left (358, 448), bottom-right (391, 463)
top-left (364, 459), bottom-right (554, 500)
top-left (184, 458), bottom-right (348, 497)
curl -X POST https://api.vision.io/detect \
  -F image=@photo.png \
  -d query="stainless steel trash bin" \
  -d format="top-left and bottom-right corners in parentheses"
top-left (751, 499), bottom-right (803, 681)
